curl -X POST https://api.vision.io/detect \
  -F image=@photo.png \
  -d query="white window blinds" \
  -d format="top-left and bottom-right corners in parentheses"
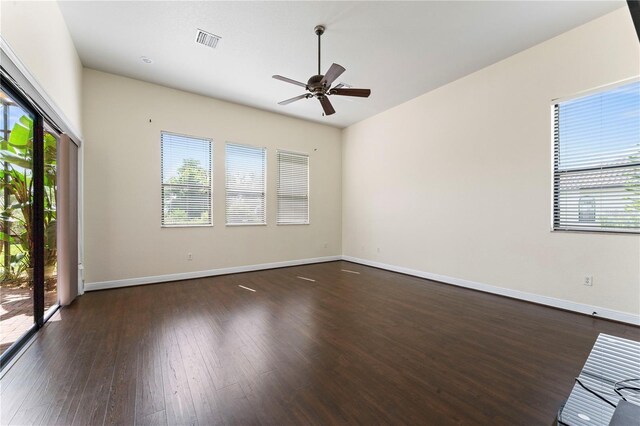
top-left (161, 132), bottom-right (212, 226)
top-left (553, 81), bottom-right (640, 233)
top-left (225, 143), bottom-right (266, 225)
top-left (277, 150), bottom-right (309, 224)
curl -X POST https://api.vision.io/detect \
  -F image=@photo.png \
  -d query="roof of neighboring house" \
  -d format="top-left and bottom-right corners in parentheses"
top-left (557, 167), bottom-right (637, 191)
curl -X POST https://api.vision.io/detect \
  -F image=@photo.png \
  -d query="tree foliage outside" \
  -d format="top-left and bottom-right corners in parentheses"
top-left (0, 107), bottom-right (57, 287)
top-left (625, 150), bottom-right (640, 227)
top-left (163, 159), bottom-right (211, 225)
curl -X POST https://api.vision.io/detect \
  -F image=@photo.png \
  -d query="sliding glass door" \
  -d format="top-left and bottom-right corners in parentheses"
top-left (0, 77), bottom-right (62, 367)
top-left (0, 89), bottom-right (37, 356)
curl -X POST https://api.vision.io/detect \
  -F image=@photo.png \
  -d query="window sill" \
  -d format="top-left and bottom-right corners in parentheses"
top-left (161, 224), bottom-right (213, 228)
top-left (550, 228), bottom-right (639, 236)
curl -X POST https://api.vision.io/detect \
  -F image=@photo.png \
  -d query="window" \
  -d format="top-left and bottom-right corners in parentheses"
top-left (553, 81), bottom-right (640, 233)
top-left (161, 132), bottom-right (212, 226)
top-left (277, 150), bottom-right (309, 224)
top-left (225, 143), bottom-right (266, 225)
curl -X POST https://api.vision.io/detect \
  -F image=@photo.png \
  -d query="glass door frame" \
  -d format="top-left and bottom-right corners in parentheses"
top-left (0, 74), bottom-right (59, 369)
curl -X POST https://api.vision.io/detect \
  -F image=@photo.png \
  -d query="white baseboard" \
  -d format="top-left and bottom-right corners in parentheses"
top-left (85, 255), bottom-right (342, 291)
top-left (84, 253), bottom-right (639, 326)
top-left (342, 255), bottom-right (640, 326)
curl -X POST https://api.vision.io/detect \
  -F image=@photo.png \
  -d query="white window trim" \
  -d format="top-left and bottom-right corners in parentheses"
top-left (225, 142), bottom-right (267, 226)
top-left (276, 149), bottom-right (310, 226)
top-left (551, 77), bottom-right (640, 105)
top-left (160, 130), bottom-right (213, 228)
top-left (549, 78), bottom-right (640, 235)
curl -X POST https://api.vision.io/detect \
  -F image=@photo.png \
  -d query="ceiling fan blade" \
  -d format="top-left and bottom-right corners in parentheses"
top-left (272, 75), bottom-right (307, 88)
top-left (320, 63), bottom-right (346, 87)
top-left (278, 94), bottom-right (309, 105)
top-left (331, 88), bottom-right (371, 98)
top-left (319, 96), bottom-right (335, 116)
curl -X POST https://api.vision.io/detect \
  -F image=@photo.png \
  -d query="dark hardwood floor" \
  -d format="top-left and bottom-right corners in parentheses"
top-left (1, 260), bottom-right (638, 425)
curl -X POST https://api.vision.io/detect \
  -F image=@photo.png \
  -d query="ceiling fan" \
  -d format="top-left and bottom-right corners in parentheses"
top-left (272, 25), bottom-right (371, 116)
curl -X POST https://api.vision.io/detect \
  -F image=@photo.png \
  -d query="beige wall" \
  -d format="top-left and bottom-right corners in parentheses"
top-left (0, 0), bottom-right (83, 134)
top-left (342, 8), bottom-right (640, 316)
top-left (83, 69), bottom-right (341, 284)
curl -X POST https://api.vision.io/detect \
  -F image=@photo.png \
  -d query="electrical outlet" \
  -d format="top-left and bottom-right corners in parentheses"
top-left (584, 276), bottom-right (593, 286)
top-left (187, 252), bottom-right (193, 261)
top-left (377, 247), bottom-right (380, 253)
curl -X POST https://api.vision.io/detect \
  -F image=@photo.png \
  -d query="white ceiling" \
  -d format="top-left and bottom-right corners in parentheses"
top-left (59, 1), bottom-right (624, 128)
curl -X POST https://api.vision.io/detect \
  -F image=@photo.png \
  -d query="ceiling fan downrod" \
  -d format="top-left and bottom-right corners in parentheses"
top-left (315, 25), bottom-right (324, 76)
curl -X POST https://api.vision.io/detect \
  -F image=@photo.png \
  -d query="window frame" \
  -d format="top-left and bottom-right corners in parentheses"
top-left (160, 131), bottom-right (213, 228)
top-left (276, 149), bottom-right (310, 225)
top-left (225, 142), bottom-right (267, 226)
top-left (550, 78), bottom-right (640, 235)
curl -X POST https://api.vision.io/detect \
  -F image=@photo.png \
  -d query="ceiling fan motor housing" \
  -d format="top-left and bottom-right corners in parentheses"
top-left (307, 74), bottom-right (326, 95)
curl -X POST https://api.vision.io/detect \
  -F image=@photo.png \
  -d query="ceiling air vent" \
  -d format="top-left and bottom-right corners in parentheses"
top-left (195, 29), bottom-right (221, 49)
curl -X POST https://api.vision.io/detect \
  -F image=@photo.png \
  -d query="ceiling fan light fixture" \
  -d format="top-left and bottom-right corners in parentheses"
top-left (272, 25), bottom-right (371, 116)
